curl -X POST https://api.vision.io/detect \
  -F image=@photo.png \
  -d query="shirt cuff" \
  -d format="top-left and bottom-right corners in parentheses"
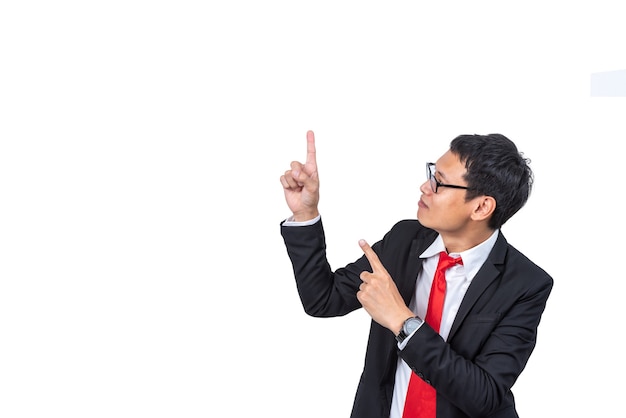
top-left (282, 214), bottom-right (321, 226)
top-left (397, 323), bottom-right (423, 350)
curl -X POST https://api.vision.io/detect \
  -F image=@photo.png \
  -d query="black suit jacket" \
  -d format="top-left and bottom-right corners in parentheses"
top-left (281, 218), bottom-right (553, 418)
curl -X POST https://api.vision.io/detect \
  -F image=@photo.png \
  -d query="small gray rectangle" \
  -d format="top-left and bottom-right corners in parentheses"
top-left (591, 69), bottom-right (626, 97)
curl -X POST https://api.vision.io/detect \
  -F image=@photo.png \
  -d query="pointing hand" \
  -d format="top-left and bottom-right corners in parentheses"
top-left (358, 239), bottom-right (414, 335)
top-left (280, 130), bottom-right (320, 222)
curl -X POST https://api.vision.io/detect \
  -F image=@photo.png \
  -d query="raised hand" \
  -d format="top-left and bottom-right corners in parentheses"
top-left (358, 239), bottom-right (415, 334)
top-left (280, 130), bottom-right (320, 221)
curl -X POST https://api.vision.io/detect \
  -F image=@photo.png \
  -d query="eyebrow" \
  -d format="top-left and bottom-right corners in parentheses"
top-left (434, 166), bottom-right (450, 181)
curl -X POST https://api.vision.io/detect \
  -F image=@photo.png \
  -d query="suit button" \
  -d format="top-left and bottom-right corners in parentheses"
top-left (417, 372), bottom-right (424, 379)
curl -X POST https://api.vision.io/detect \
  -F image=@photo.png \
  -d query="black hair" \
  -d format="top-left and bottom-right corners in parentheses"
top-left (450, 133), bottom-right (533, 229)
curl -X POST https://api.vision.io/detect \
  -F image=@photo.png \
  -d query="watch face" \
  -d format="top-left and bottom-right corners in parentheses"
top-left (404, 318), bottom-right (421, 334)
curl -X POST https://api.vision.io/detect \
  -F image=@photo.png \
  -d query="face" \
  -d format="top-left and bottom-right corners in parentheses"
top-left (417, 150), bottom-right (477, 234)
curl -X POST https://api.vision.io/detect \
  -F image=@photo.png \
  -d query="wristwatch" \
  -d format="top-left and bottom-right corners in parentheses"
top-left (396, 316), bottom-right (424, 344)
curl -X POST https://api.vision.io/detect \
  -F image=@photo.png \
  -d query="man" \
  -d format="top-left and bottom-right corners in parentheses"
top-left (279, 130), bottom-right (553, 418)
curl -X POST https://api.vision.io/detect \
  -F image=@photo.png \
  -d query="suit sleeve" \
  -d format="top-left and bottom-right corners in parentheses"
top-left (280, 217), bottom-right (368, 317)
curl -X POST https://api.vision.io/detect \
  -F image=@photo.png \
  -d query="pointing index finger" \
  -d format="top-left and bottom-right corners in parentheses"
top-left (359, 239), bottom-right (384, 271)
top-left (306, 130), bottom-right (317, 168)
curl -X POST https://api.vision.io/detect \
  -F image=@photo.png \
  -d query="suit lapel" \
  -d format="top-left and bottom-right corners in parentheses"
top-left (447, 232), bottom-right (508, 340)
top-left (398, 231), bottom-right (437, 305)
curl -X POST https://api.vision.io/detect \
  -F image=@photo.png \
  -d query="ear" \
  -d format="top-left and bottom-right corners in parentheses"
top-left (470, 196), bottom-right (496, 222)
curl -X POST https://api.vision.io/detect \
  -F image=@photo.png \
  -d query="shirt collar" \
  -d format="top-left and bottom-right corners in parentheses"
top-left (420, 229), bottom-right (500, 280)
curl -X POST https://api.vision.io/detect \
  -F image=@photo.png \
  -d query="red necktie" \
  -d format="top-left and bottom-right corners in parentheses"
top-left (402, 251), bottom-right (463, 418)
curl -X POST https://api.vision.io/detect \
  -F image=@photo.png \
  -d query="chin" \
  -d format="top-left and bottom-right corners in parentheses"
top-left (416, 210), bottom-right (431, 227)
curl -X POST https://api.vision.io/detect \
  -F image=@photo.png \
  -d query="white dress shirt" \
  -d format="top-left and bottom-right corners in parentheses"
top-left (389, 230), bottom-right (498, 418)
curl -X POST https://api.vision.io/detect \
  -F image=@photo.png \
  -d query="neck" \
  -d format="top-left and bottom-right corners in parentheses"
top-left (441, 227), bottom-right (495, 254)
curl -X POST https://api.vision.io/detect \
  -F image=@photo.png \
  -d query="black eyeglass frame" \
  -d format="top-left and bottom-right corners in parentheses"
top-left (426, 162), bottom-right (470, 194)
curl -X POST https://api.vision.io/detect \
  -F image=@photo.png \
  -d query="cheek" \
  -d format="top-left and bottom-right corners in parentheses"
top-left (443, 201), bottom-right (475, 227)
top-left (419, 197), bottom-right (468, 229)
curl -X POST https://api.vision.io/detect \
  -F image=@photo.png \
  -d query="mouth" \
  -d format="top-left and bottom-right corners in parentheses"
top-left (418, 198), bottom-right (428, 209)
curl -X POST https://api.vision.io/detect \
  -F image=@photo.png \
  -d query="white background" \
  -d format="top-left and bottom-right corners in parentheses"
top-left (1, 1), bottom-right (625, 417)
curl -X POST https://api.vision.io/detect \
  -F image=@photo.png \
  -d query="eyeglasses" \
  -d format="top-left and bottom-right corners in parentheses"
top-left (426, 162), bottom-right (469, 194)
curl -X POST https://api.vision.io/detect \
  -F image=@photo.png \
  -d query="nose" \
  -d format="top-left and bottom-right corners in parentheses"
top-left (419, 179), bottom-right (432, 195)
